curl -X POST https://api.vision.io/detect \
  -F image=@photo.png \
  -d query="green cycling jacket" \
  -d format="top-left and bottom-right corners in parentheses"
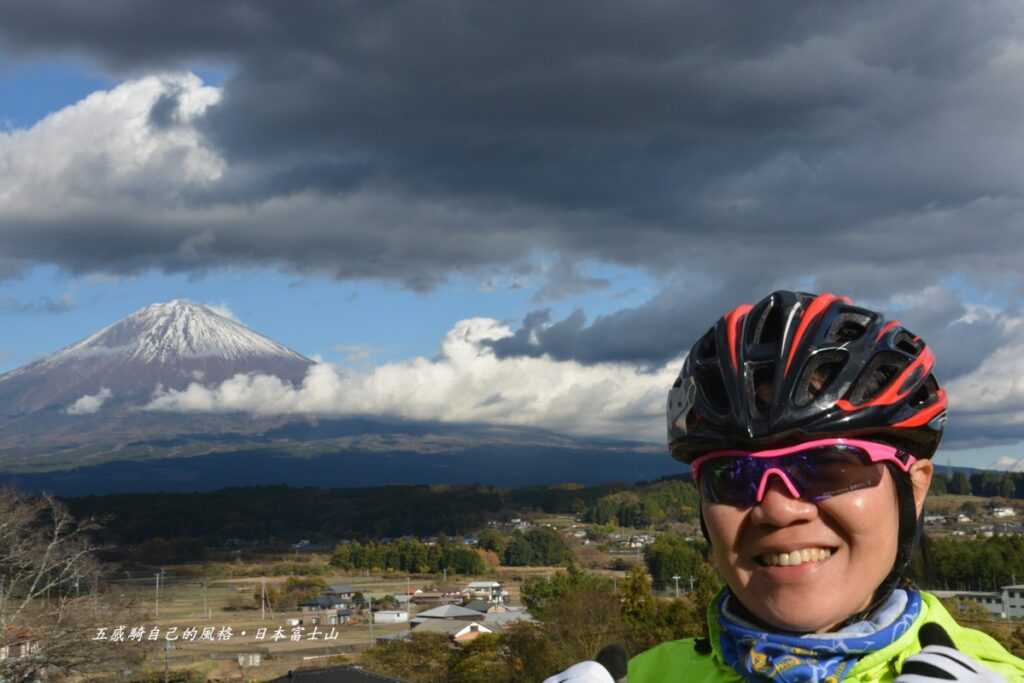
top-left (628, 590), bottom-right (1024, 682)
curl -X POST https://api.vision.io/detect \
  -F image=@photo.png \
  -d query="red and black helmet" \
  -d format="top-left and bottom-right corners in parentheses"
top-left (667, 290), bottom-right (947, 463)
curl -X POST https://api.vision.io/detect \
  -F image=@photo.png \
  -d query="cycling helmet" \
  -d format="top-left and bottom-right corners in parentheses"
top-left (667, 290), bottom-right (946, 463)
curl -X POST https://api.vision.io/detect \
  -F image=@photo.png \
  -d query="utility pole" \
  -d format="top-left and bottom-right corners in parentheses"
top-left (689, 575), bottom-right (694, 593)
top-left (163, 640), bottom-right (172, 683)
top-left (155, 572), bottom-right (161, 618)
top-left (368, 595), bottom-right (374, 645)
top-left (261, 579), bottom-right (266, 621)
top-left (672, 575), bottom-right (681, 599)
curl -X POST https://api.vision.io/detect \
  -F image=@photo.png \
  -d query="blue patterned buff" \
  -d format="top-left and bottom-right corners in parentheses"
top-left (717, 588), bottom-right (922, 682)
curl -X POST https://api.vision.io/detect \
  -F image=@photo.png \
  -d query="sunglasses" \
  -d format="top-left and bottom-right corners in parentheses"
top-left (691, 438), bottom-right (917, 508)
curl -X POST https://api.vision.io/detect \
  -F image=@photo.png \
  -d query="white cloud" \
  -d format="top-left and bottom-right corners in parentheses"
top-left (0, 73), bottom-right (559, 290)
top-left (67, 387), bottom-right (113, 415)
top-left (205, 302), bottom-right (238, 322)
top-left (0, 73), bottom-right (223, 215)
top-left (992, 456), bottom-right (1024, 472)
top-left (136, 306), bottom-right (1024, 446)
top-left (145, 318), bottom-right (681, 441)
top-left (946, 314), bottom-right (1024, 418)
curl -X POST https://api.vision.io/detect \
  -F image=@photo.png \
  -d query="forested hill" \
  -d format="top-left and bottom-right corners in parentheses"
top-left (61, 466), bottom-right (1024, 547)
top-left (64, 483), bottom-right (620, 545)
top-left (64, 479), bottom-right (703, 546)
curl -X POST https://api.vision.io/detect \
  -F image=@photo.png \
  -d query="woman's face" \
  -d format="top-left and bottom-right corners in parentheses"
top-left (702, 460), bottom-right (932, 633)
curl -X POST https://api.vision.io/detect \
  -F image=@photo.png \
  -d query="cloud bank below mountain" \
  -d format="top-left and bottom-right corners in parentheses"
top-left (145, 318), bottom-right (680, 441)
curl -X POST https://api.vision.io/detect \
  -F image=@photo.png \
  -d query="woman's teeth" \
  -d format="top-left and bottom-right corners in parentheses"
top-left (759, 547), bottom-right (833, 567)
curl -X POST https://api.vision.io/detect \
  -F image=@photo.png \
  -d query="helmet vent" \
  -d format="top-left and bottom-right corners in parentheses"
top-left (893, 331), bottom-right (923, 357)
top-left (696, 365), bottom-right (731, 415)
top-left (846, 352), bottom-right (906, 405)
top-left (753, 302), bottom-right (785, 346)
top-left (793, 350), bottom-right (846, 407)
top-left (751, 363), bottom-right (775, 417)
top-left (685, 409), bottom-right (699, 433)
top-left (827, 311), bottom-right (873, 344)
top-left (697, 328), bottom-right (717, 360)
top-left (911, 375), bottom-right (940, 407)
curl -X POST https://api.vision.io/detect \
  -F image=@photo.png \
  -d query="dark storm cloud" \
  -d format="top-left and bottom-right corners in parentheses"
top-left (943, 420), bottom-right (1024, 452)
top-left (2, 205), bottom-right (541, 292)
top-left (531, 258), bottom-right (610, 303)
top-left (491, 279), bottom-right (1014, 385)
top-left (489, 271), bottom-right (776, 365)
top-left (2, 3), bottom-right (1023, 264)
top-left (2, 2), bottom-right (1024, 362)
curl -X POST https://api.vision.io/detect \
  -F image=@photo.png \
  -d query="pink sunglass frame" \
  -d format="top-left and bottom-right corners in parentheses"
top-left (690, 438), bottom-right (918, 504)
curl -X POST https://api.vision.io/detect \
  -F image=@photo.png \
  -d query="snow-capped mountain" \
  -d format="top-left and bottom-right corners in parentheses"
top-left (0, 300), bottom-right (314, 416)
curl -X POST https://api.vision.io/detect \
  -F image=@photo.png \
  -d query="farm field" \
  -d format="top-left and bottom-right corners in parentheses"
top-left (102, 572), bottom-right (440, 678)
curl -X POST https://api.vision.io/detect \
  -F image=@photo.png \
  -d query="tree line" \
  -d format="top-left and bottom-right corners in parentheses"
top-left (939, 470), bottom-right (1020, 498)
top-left (329, 537), bottom-right (488, 575)
top-left (63, 482), bottom-right (626, 545)
top-left (478, 527), bottom-right (571, 566)
top-left (924, 535), bottom-right (1024, 591)
top-left (581, 480), bottom-right (700, 528)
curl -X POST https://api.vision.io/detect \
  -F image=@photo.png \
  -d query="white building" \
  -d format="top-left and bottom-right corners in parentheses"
top-left (237, 652), bottom-right (262, 667)
top-left (932, 584), bottom-right (1024, 619)
top-left (373, 610), bottom-right (409, 624)
top-left (464, 580), bottom-right (504, 602)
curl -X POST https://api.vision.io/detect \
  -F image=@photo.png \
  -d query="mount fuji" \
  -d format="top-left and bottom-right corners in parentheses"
top-left (0, 300), bottom-right (678, 493)
top-left (0, 300), bottom-right (313, 416)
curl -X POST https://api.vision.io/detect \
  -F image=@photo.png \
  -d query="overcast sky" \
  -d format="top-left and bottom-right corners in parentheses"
top-left (1, 2), bottom-right (1023, 469)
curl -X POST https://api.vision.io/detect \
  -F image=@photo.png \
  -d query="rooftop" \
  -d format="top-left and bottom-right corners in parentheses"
top-left (268, 664), bottom-right (405, 683)
top-left (415, 604), bottom-right (484, 619)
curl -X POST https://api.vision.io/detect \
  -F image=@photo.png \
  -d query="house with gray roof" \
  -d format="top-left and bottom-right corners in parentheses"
top-left (325, 584), bottom-right (356, 599)
top-left (300, 596), bottom-right (347, 612)
top-left (412, 604), bottom-right (483, 621)
top-left (462, 599), bottom-right (491, 614)
top-left (269, 664), bottom-right (405, 682)
top-left (408, 619), bottom-right (494, 643)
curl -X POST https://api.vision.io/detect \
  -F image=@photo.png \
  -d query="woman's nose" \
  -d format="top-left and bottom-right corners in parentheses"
top-left (751, 473), bottom-right (819, 525)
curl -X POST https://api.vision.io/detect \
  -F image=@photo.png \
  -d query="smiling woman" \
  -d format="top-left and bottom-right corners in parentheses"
top-left (547, 291), bottom-right (1024, 683)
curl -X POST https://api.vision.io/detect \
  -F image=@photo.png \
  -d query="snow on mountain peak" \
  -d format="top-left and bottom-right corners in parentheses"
top-left (0, 299), bottom-right (314, 417)
top-left (57, 299), bottom-right (310, 364)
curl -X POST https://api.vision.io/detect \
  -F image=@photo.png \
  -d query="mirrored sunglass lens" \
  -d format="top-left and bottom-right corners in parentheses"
top-left (786, 445), bottom-right (884, 500)
top-left (700, 457), bottom-right (761, 506)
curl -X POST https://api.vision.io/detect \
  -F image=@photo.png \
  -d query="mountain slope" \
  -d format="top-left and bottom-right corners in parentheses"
top-left (0, 300), bottom-right (313, 416)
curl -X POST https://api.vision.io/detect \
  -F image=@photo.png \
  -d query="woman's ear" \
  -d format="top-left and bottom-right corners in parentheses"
top-left (909, 459), bottom-right (934, 518)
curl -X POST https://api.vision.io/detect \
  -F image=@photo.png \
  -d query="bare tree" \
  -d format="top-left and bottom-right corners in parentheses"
top-left (0, 487), bottom-right (149, 682)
